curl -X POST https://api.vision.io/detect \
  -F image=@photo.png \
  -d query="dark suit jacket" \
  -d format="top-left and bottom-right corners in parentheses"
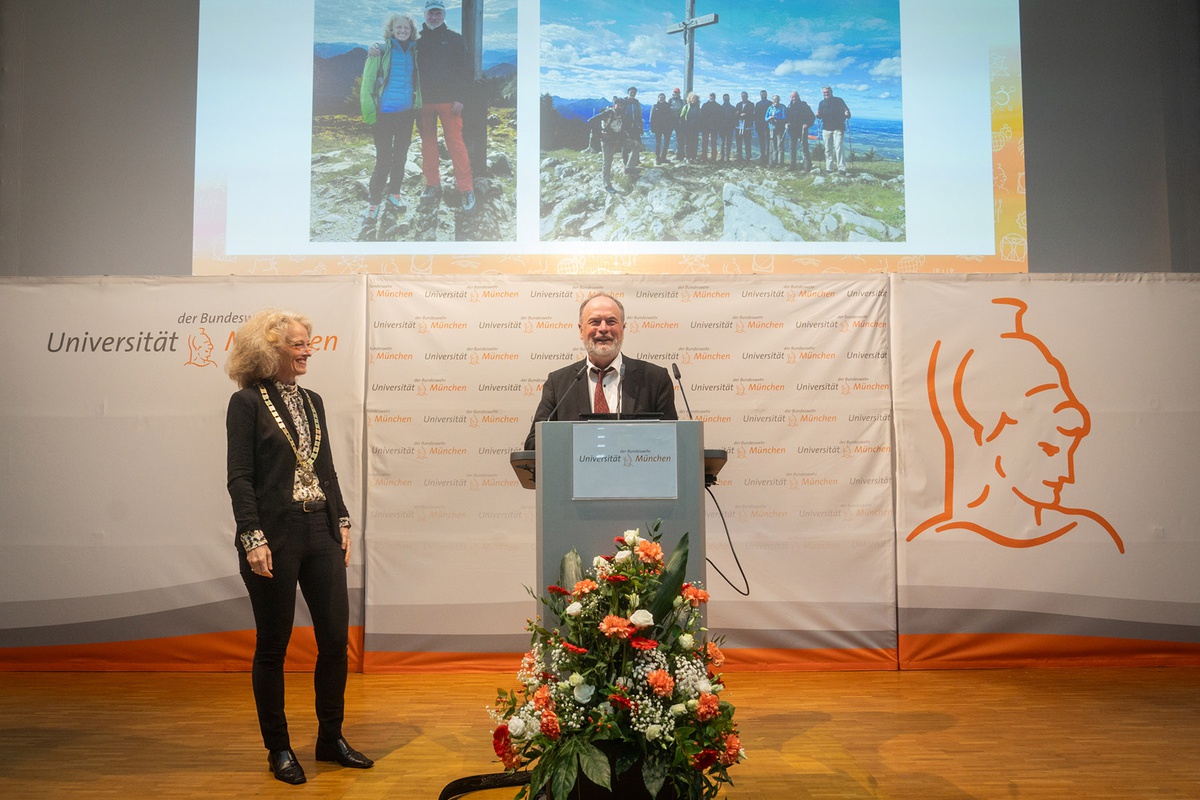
top-left (226, 380), bottom-right (349, 554)
top-left (523, 357), bottom-right (678, 450)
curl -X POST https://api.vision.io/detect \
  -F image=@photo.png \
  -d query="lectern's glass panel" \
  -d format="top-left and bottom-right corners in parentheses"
top-left (571, 423), bottom-right (678, 500)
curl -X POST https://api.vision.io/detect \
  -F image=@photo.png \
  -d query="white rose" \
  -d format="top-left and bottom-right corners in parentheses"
top-left (569, 672), bottom-right (585, 687)
top-left (645, 724), bottom-right (662, 741)
top-left (670, 703), bottom-right (687, 717)
top-left (696, 678), bottom-right (713, 694)
top-left (613, 550), bottom-right (632, 563)
top-left (624, 528), bottom-right (640, 545)
top-left (573, 683), bottom-right (596, 704)
top-left (507, 717), bottom-right (527, 738)
top-left (629, 609), bottom-right (654, 628)
top-left (678, 633), bottom-right (694, 649)
top-left (593, 556), bottom-right (609, 570)
top-left (565, 602), bottom-right (583, 617)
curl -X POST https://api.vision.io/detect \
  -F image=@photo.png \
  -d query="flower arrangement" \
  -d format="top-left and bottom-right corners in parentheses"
top-left (490, 522), bottom-right (742, 800)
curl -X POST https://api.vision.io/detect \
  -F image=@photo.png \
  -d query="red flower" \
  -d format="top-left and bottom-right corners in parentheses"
top-left (562, 641), bottom-right (589, 655)
top-left (692, 748), bottom-right (719, 770)
top-left (604, 574), bottom-right (629, 583)
top-left (547, 584), bottom-right (571, 597)
top-left (608, 693), bottom-right (637, 712)
top-left (629, 636), bottom-right (659, 651)
top-left (492, 723), bottom-right (510, 756)
top-left (613, 536), bottom-right (627, 547)
top-left (492, 724), bottom-right (522, 768)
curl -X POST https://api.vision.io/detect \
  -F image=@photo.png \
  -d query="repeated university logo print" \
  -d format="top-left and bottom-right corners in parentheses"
top-left (908, 298), bottom-right (1124, 553)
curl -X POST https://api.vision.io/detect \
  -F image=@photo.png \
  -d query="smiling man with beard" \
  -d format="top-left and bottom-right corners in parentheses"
top-left (524, 293), bottom-right (678, 450)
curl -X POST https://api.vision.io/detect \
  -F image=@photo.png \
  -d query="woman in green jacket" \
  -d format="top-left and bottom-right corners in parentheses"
top-left (359, 13), bottom-right (418, 239)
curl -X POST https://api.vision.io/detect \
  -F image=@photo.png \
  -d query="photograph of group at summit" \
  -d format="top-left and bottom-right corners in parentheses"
top-left (539, 0), bottom-right (905, 243)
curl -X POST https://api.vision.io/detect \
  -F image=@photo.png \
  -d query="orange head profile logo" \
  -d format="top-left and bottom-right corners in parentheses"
top-left (908, 298), bottom-right (1123, 552)
top-left (185, 328), bottom-right (216, 368)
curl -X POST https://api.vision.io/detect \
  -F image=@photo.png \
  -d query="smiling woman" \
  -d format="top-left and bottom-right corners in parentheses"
top-left (223, 308), bottom-right (372, 784)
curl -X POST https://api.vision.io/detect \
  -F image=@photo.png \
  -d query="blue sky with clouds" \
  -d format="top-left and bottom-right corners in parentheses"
top-left (541, 0), bottom-right (902, 119)
top-left (315, 0), bottom-right (517, 53)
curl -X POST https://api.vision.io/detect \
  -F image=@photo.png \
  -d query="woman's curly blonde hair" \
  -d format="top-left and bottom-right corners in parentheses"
top-left (225, 308), bottom-right (312, 389)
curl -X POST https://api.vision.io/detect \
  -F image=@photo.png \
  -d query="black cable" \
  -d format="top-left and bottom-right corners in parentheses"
top-left (704, 484), bottom-right (750, 596)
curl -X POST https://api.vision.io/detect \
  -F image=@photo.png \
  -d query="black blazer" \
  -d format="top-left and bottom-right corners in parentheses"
top-left (523, 357), bottom-right (678, 450)
top-left (226, 380), bottom-right (349, 554)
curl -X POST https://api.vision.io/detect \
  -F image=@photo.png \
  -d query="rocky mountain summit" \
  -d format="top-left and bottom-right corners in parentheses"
top-left (310, 110), bottom-right (516, 243)
top-left (539, 149), bottom-right (905, 243)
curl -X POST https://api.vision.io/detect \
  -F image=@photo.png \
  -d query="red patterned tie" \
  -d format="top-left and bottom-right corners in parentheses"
top-left (592, 366), bottom-right (612, 413)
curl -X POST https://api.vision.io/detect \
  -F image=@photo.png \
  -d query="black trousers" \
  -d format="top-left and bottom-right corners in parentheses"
top-left (240, 508), bottom-right (349, 751)
top-left (368, 110), bottom-right (416, 205)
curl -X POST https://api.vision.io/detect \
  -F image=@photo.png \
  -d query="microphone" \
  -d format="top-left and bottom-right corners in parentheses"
top-left (672, 362), bottom-right (694, 420)
top-left (616, 362), bottom-right (626, 418)
top-left (543, 364), bottom-right (587, 423)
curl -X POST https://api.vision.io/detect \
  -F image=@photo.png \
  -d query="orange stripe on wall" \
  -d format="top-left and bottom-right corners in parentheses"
top-left (0, 627), bottom-right (364, 672)
top-left (723, 647), bottom-right (898, 672)
top-left (900, 633), bottom-right (1200, 669)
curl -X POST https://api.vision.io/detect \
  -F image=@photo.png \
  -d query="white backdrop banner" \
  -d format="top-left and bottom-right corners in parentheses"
top-left (3, 274), bottom-right (1198, 672)
top-left (363, 275), bottom-right (897, 670)
top-left (892, 274), bottom-right (1200, 666)
top-left (0, 277), bottom-right (366, 669)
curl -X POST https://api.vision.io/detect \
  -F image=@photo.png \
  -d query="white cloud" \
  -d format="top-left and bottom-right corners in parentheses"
top-left (628, 33), bottom-right (667, 66)
top-left (773, 43), bottom-right (857, 77)
top-left (870, 56), bottom-right (902, 79)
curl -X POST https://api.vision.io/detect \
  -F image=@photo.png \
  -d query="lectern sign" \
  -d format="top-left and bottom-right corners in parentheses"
top-left (572, 423), bottom-right (679, 500)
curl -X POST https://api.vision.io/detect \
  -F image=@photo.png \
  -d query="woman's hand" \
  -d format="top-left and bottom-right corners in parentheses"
top-left (247, 544), bottom-right (273, 578)
top-left (341, 525), bottom-right (352, 567)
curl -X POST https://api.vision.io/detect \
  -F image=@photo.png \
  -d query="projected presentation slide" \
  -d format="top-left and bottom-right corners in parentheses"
top-left (193, 0), bottom-right (1025, 275)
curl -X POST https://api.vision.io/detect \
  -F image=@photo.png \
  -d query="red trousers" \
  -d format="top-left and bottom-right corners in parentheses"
top-left (418, 103), bottom-right (473, 192)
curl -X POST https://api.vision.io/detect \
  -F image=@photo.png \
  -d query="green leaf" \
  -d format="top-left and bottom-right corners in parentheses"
top-left (642, 757), bottom-right (669, 798)
top-left (578, 743), bottom-right (611, 790)
top-left (550, 756), bottom-right (580, 800)
top-left (648, 531), bottom-right (689, 623)
top-left (560, 547), bottom-right (584, 589)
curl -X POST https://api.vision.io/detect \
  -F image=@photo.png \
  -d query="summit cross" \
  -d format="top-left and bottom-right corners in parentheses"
top-left (665, 1), bottom-right (719, 96)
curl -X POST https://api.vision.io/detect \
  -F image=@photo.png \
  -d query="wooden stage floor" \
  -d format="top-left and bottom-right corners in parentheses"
top-left (2, 667), bottom-right (1199, 798)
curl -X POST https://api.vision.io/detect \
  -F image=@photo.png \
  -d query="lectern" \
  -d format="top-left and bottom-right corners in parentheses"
top-left (531, 420), bottom-right (707, 592)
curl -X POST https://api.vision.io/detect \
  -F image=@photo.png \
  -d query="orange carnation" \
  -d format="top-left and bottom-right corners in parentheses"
top-left (540, 709), bottom-right (561, 739)
top-left (533, 684), bottom-right (555, 711)
top-left (682, 585), bottom-right (710, 607)
top-left (599, 615), bottom-right (635, 639)
top-left (696, 692), bottom-right (721, 721)
top-left (646, 669), bottom-right (675, 698)
top-left (719, 732), bottom-right (741, 766)
top-left (573, 579), bottom-right (599, 597)
top-left (706, 641), bottom-right (725, 667)
top-left (636, 539), bottom-right (664, 565)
